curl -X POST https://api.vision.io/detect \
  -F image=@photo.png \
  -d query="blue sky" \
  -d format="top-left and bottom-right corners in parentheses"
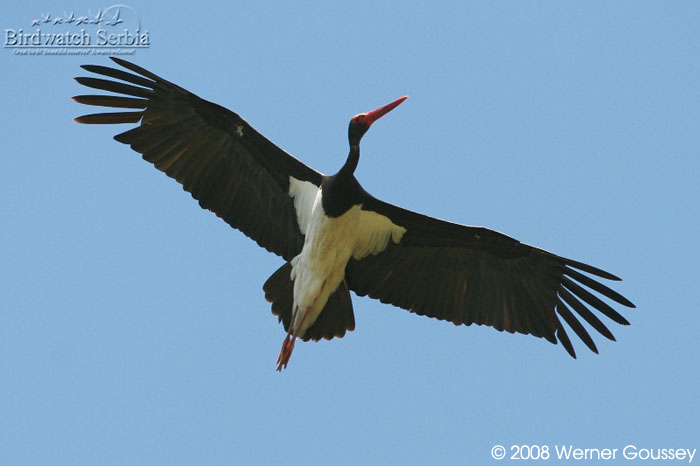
top-left (1, 1), bottom-right (698, 465)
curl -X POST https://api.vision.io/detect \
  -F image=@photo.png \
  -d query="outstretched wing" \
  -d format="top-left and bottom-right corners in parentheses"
top-left (73, 57), bottom-right (323, 261)
top-left (347, 195), bottom-right (635, 358)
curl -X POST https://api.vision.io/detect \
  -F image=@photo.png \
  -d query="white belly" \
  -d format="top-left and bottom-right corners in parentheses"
top-left (287, 176), bottom-right (407, 338)
top-left (290, 190), bottom-right (360, 336)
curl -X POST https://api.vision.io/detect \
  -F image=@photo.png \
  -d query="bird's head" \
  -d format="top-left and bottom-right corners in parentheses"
top-left (348, 95), bottom-right (408, 148)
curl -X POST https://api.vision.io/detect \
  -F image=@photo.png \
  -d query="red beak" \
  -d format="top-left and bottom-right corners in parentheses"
top-left (363, 95), bottom-right (408, 126)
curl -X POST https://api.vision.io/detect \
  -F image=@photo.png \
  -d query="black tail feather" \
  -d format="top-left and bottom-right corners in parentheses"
top-left (263, 263), bottom-right (355, 341)
top-left (263, 263), bottom-right (295, 330)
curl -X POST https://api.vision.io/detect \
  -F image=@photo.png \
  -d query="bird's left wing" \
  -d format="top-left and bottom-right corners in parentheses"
top-left (347, 195), bottom-right (635, 358)
top-left (73, 58), bottom-right (323, 261)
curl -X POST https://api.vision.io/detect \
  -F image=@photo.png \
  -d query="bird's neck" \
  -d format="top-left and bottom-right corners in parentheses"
top-left (321, 145), bottom-right (362, 218)
top-left (339, 145), bottom-right (359, 177)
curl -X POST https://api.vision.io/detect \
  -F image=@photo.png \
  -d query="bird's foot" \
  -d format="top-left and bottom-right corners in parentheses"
top-left (276, 334), bottom-right (296, 371)
top-left (276, 305), bottom-right (312, 371)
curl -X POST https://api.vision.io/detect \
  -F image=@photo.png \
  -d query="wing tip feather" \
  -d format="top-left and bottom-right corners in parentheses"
top-left (110, 56), bottom-right (128, 67)
top-left (74, 112), bottom-right (143, 124)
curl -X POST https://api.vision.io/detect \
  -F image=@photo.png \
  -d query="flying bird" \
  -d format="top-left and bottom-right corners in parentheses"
top-left (73, 58), bottom-right (634, 370)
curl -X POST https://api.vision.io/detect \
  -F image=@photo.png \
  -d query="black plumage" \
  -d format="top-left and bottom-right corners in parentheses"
top-left (74, 58), bottom-right (321, 261)
top-left (74, 58), bottom-right (634, 364)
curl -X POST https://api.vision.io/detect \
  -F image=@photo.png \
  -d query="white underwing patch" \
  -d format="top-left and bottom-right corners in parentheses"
top-left (352, 208), bottom-right (406, 260)
top-left (288, 176), bottom-right (319, 235)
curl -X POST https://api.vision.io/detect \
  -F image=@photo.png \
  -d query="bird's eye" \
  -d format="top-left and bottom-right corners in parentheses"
top-left (352, 113), bottom-right (367, 125)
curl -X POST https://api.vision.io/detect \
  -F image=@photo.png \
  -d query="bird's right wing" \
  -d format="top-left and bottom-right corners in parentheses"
top-left (73, 58), bottom-right (324, 261)
top-left (346, 195), bottom-right (635, 358)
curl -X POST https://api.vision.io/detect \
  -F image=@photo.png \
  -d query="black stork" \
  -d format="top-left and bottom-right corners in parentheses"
top-left (73, 58), bottom-right (634, 370)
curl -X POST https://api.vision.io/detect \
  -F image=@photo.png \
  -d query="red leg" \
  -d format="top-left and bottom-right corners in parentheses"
top-left (276, 306), bottom-right (297, 371)
top-left (275, 306), bottom-right (311, 371)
